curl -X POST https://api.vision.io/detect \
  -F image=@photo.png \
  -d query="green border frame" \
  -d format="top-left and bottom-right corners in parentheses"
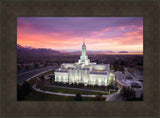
top-left (0, 0), bottom-right (159, 117)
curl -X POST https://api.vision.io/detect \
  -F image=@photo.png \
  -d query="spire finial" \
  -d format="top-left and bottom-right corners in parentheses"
top-left (83, 34), bottom-right (85, 44)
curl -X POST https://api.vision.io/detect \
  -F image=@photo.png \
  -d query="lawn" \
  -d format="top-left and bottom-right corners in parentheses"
top-left (37, 85), bottom-right (109, 95)
top-left (110, 90), bottom-right (118, 94)
top-left (27, 77), bottom-right (37, 85)
top-left (23, 91), bottom-right (98, 101)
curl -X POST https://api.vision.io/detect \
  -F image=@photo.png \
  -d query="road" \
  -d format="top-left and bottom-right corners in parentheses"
top-left (17, 65), bottom-right (58, 83)
top-left (33, 84), bottom-right (122, 100)
top-left (106, 88), bottom-right (122, 101)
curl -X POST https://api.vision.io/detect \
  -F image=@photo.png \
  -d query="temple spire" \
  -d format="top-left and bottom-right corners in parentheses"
top-left (78, 35), bottom-right (90, 65)
top-left (83, 34), bottom-right (85, 44)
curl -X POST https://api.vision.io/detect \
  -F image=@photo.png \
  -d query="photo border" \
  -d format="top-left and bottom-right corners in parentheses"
top-left (0, 0), bottom-right (159, 117)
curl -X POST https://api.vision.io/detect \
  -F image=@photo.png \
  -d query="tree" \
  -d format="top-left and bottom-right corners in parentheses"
top-left (120, 60), bottom-right (125, 66)
top-left (22, 81), bottom-right (33, 95)
top-left (17, 81), bottom-right (33, 101)
top-left (17, 84), bottom-right (25, 101)
top-left (17, 65), bottom-right (21, 70)
top-left (39, 75), bottom-right (47, 91)
top-left (115, 82), bottom-right (118, 90)
top-left (110, 65), bottom-right (114, 70)
top-left (44, 63), bottom-right (47, 67)
top-left (40, 75), bottom-right (45, 80)
top-left (120, 87), bottom-right (136, 100)
top-left (50, 75), bottom-right (55, 82)
top-left (34, 63), bottom-right (38, 68)
top-left (74, 93), bottom-right (82, 101)
top-left (139, 93), bottom-right (143, 101)
top-left (95, 93), bottom-right (105, 101)
top-left (25, 65), bottom-right (30, 70)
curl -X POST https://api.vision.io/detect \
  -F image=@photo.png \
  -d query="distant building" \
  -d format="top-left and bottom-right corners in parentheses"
top-left (54, 37), bottom-right (115, 86)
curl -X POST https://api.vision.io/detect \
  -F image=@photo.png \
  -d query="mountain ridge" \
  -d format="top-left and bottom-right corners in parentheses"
top-left (17, 44), bottom-right (140, 54)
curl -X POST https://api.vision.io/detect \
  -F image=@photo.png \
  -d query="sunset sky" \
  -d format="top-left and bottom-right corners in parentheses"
top-left (17, 17), bottom-right (143, 52)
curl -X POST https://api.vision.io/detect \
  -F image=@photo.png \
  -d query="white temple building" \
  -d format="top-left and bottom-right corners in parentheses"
top-left (54, 37), bottom-right (115, 86)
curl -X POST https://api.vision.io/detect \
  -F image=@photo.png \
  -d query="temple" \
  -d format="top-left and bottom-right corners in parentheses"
top-left (54, 36), bottom-right (115, 86)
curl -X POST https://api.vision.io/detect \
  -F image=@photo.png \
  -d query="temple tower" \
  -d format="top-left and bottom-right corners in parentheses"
top-left (78, 35), bottom-right (90, 65)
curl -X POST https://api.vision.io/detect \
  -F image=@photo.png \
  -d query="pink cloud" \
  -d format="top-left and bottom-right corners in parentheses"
top-left (17, 20), bottom-right (143, 52)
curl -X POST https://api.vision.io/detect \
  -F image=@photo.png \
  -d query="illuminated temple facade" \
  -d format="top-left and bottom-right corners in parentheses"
top-left (54, 37), bottom-right (115, 86)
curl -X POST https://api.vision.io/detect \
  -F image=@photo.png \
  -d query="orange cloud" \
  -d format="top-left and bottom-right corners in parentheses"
top-left (17, 23), bottom-right (143, 52)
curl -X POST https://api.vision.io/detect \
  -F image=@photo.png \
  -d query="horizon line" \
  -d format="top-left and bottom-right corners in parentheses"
top-left (17, 44), bottom-right (143, 53)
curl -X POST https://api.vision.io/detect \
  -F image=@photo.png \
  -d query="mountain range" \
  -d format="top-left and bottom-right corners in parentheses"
top-left (17, 44), bottom-right (129, 55)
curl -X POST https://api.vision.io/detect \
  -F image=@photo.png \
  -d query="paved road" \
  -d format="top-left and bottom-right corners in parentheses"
top-left (106, 88), bottom-right (122, 101)
top-left (17, 65), bottom-right (58, 83)
top-left (32, 84), bottom-right (122, 100)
